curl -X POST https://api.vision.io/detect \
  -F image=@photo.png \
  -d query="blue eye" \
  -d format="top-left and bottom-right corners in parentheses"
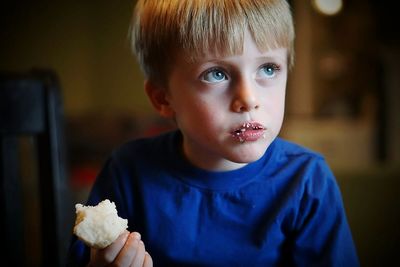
top-left (260, 63), bottom-right (280, 78)
top-left (202, 68), bottom-right (227, 83)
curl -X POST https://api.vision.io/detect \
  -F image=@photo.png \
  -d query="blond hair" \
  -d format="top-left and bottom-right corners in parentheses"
top-left (130, 0), bottom-right (295, 86)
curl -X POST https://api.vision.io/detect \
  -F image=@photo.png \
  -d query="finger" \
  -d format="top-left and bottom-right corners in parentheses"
top-left (90, 230), bottom-right (130, 266)
top-left (143, 252), bottom-right (153, 267)
top-left (113, 232), bottom-right (142, 267)
top-left (130, 240), bottom-right (146, 267)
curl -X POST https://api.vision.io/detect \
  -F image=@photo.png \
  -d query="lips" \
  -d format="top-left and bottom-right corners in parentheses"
top-left (231, 122), bottom-right (266, 142)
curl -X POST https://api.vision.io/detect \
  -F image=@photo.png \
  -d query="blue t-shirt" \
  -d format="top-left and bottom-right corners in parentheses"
top-left (68, 130), bottom-right (359, 267)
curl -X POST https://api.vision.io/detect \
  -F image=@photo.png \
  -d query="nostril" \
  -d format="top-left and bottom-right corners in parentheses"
top-left (233, 102), bottom-right (259, 113)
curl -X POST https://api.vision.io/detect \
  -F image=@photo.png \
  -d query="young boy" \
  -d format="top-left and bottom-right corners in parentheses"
top-left (68, 0), bottom-right (360, 266)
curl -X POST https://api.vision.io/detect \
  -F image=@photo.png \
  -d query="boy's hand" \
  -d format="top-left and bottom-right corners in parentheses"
top-left (88, 230), bottom-right (153, 267)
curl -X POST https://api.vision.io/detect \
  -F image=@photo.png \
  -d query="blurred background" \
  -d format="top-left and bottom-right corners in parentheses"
top-left (1, 0), bottom-right (399, 266)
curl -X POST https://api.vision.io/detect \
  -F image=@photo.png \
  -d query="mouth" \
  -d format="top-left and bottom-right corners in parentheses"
top-left (230, 122), bottom-right (266, 143)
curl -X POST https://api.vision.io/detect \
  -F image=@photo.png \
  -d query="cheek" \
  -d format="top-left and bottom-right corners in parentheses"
top-left (175, 98), bottom-right (223, 128)
top-left (274, 94), bottom-right (286, 119)
top-left (263, 90), bottom-right (286, 127)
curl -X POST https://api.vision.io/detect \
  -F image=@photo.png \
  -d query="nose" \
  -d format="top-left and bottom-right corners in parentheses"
top-left (231, 79), bottom-right (259, 113)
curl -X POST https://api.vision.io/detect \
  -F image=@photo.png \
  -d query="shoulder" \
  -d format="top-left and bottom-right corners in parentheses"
top-left (86, 131), bottom-right (180, 211)
top-left (273, 137), bottom-right (329, 171)
top-left (271, 141), bottom-right (346, 225)
top-left (274, 137), bottom-right (324, 161)
top-left (272, 137), bottom-right (337, 193)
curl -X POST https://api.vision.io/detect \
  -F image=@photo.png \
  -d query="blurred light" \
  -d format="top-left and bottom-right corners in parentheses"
top-left (312, 0), bottom-right (343, 16)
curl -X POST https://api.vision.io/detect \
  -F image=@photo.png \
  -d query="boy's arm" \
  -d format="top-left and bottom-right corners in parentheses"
top-left (67, 157), bottom-right (143, 266)
top-left (289, 159), bottom-right (360, 267)
top-left (67, 158), bottom-right (119, 266)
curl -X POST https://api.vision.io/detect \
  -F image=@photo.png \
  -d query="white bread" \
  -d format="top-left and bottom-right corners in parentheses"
top-left (73, 199), bottom-right (128, 249)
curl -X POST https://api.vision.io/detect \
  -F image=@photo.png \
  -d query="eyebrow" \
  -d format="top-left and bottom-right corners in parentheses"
top-left (193, 55), bottom-right (287, 66)
top-left (196, 48), bottom-right (287, 62)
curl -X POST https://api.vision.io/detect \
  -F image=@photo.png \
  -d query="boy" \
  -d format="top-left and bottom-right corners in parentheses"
top-left (68, 0), bottom-right (360, 266)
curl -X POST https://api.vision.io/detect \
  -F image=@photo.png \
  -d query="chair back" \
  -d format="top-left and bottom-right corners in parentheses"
top-left (0, 70), bottom-right (73, 267)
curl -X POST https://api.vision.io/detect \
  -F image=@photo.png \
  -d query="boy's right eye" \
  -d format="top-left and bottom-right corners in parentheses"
top-left (201, 68), bottom-right (227, 83)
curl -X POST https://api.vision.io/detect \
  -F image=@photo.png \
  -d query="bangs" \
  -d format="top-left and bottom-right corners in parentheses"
top-left (179, 0), bottom-right (294, 61)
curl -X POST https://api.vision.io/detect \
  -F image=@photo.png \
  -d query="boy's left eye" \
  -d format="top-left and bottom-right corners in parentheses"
top-left (201, 68), bottom-right (227, 83)
top-left (258, 63), bottom-right (280, 78)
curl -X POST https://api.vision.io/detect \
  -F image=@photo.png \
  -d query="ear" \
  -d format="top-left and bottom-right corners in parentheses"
top-left (144, 80), bottom-right (175, 118)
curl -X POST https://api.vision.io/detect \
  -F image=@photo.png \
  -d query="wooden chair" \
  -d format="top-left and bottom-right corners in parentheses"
top-left (0, 70), bottom-right (73, 267)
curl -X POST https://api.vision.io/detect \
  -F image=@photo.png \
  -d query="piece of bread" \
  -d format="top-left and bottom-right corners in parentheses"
top-left (73, 199), bottom-right (128, 249)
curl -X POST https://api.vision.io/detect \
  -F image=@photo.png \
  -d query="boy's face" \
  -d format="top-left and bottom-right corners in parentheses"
top-left (158, 31), bottom-right (288, 171)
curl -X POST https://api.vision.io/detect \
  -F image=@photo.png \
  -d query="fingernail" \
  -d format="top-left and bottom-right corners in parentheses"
top-left (132, 232), bottom-right (141, 240)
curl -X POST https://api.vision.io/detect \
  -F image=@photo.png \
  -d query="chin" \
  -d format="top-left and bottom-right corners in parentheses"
top-left (230, 141), bottom-right (271, 163)
top-left (230, 148), bottom-right (265, 164)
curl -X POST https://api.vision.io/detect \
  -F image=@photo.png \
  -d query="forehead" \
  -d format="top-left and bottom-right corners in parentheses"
top-left (178, 33), bottom-right (288, 66)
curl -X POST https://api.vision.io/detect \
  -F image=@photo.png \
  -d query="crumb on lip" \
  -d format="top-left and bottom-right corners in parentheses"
top-left (232, 123), bottom-right (264, 135)
top-left (230, 123), bottom-right (267, 143)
